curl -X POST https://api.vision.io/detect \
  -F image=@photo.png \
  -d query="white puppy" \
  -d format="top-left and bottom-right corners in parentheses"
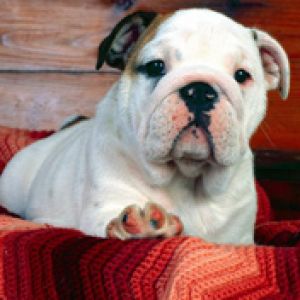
top-left (0, 9), bottom-right (290, 244)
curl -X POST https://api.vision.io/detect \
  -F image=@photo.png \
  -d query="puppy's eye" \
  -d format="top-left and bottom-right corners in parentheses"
top-left (137, 60), bottom-right (166, 77)
top-left (234, 69), bottom-right (251, 84)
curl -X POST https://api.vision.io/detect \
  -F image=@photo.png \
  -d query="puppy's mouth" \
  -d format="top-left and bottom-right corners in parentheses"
top-left (171, 119), bottom-right (214, 159)
top-left (142, 91), bottom-right (243, 177)
top-left (169, 121), bottom-right (213, 177)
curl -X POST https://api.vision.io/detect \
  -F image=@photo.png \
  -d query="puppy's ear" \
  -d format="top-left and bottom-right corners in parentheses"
top-left (252, 29), bottom-right (290, 99)
top-left (96, 11), bottom-right (157, 70)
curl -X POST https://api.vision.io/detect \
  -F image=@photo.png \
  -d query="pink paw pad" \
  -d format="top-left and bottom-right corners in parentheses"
top-left (106, 202), bottom-right (183, 240)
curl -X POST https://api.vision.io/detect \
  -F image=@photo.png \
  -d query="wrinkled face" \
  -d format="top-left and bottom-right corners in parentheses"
top-left (119, 10), bottom-right (267, 178)
top-left (98, 9), bottom-right (289, 185)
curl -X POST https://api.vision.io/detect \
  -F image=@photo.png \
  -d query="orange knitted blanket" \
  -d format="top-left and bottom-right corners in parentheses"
top-left (0, 126), bottom-right (299, 299)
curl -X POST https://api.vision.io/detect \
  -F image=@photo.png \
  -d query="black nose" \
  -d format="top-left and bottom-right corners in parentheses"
top-left (179, 82), bottom-right (218, 112)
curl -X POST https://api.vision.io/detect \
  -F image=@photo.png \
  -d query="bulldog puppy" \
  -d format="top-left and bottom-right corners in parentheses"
top-left (0, 9), bottom-right (290, 244)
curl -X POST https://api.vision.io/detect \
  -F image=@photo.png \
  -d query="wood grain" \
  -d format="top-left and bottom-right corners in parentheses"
top-left (0, 0), bottom-right (299, 151)
top-left (0, 0), bottom-right (299, 71)
top-left (0, 0), bottom-right (117, 71)
top-left (0, 72), bottom-right (118, 130)
top-left (0, 63), bottom-right (299, 150)
top-left (0, 0), bottom-right (198, 71)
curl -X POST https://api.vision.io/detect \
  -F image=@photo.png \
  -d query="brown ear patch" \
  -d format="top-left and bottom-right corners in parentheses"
top-left (96, 11), bottom-right (157, 71)
top-left (124, 13), bottom-right (173, 76)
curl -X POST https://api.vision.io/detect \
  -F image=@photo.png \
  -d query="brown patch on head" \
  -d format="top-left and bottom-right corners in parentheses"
top-left (124, 13), bottom-right (173, 76)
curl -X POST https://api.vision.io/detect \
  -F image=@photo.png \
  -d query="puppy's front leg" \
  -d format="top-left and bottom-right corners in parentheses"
top-left (80, 201), bottom-right (183, 240)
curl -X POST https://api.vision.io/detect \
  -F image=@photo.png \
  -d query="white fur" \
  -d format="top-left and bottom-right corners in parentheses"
top-left (0, 9), bottom-right (289, 244)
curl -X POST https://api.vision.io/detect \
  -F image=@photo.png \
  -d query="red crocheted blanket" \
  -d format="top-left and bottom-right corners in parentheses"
top-left (0, 126), bottom-right (299, 299)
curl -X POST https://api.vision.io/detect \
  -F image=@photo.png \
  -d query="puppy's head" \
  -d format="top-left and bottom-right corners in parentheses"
top-left (97, 9), bottom-right (290, 193)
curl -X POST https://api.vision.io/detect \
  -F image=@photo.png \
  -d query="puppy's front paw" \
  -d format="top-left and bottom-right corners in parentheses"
top-left (106, 202), bottom-right (183, 240)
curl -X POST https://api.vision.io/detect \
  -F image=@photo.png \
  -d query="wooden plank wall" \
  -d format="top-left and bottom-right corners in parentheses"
top-left (0, 0), bottom-right (299, 151)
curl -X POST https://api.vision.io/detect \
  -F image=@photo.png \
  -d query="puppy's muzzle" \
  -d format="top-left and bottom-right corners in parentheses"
top-left (177, 82), bottom-right (219, 157)
top-left (138, 65), bottom-right (246, 168)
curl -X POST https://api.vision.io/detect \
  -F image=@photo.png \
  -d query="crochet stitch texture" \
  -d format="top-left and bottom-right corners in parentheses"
top-left (0, 126), bottom-right (299, 299)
